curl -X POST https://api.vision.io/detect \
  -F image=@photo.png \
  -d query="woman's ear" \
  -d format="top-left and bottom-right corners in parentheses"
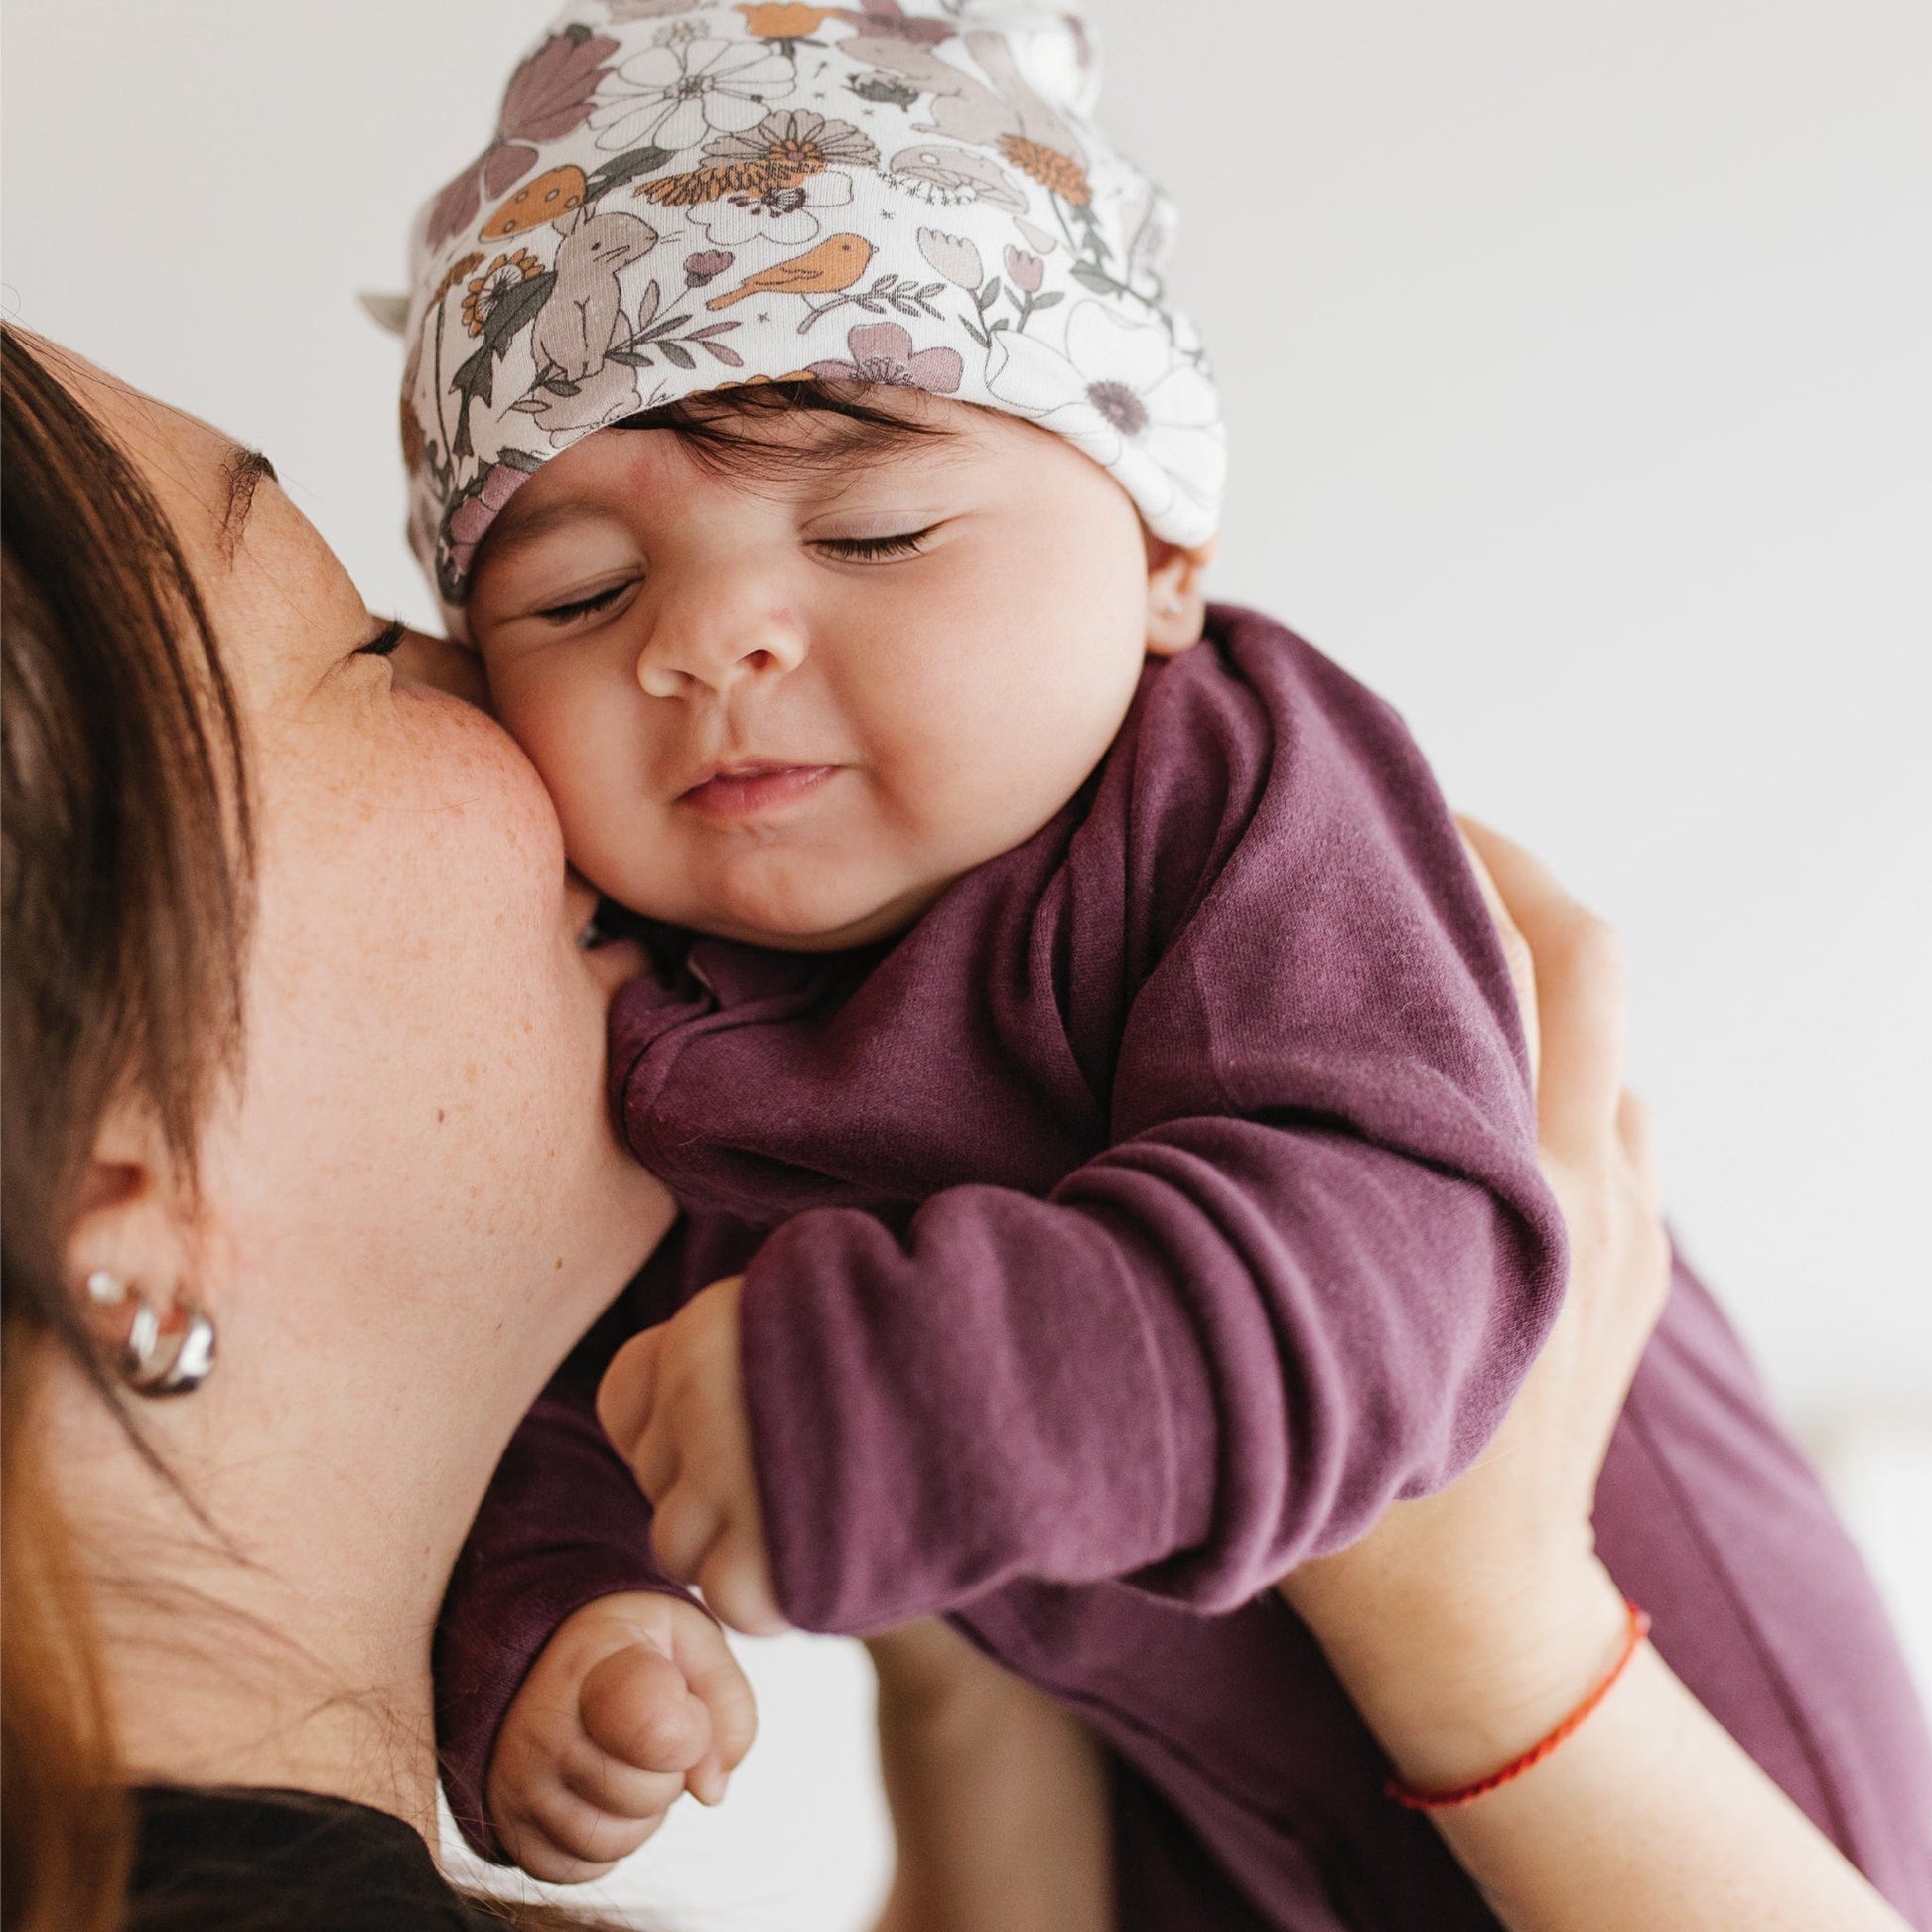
top-left (1145, 535), bottom-right (1219, 657)
top-left (63, 1104), bottom-right (209, 1361)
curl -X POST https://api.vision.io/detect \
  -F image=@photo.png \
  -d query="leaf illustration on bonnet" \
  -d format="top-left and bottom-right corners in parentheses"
top-left (588, 143), bottom-right (677, 201)
top-left (448, 269), bottom-right (557, 457)
top-left (427, 27), bottom-right (621, 246)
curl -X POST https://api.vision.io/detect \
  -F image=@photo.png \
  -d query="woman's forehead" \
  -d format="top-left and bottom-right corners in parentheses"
top-left (31, 376), bottom-right (382, 737)
top-left (50, 351), bottom-right (265, 553)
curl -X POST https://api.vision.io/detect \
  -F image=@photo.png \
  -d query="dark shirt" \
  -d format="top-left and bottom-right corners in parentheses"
top-left (130, 1785), bottom-right (493, 1931)
top-left (438, 610), bottom-right (1932, 1928)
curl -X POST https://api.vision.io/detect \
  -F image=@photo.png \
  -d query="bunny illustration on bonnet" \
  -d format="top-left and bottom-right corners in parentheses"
top-left (399, 0), bottom-right (1225, 617)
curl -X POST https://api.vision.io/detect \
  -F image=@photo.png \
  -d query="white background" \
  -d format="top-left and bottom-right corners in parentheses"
top-left (6, 3), bottom-right (1928, 1925)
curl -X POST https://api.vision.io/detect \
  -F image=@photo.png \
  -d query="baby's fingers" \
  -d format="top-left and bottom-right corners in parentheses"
top-left (500, 1783), bottom-right (663, 1885)
top-left (650, 1482), bottom-right (725, 1584)
top-left (595, 1328), bottom-right (664, 1460)
top-left (698, 1527), bottom-right (789, 1638)
top-left (598, 1327), bottom-right (664, 1470)
top-left (672, 1619), bottom-right (759, 1804)
top-left (581, 1642), bottom-right (708, 1773)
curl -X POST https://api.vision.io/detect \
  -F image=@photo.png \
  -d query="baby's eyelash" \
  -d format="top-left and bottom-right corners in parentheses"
top-left (358, 620), bottom-right (406, 657)
top-left (537, 581), bottom-right (632, 625)
top-left (818, 527), bottom-right (934, 562)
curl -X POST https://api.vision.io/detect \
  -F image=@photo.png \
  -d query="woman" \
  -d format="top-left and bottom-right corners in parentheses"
top-left (0, 324), bottom-right (1909, 1932)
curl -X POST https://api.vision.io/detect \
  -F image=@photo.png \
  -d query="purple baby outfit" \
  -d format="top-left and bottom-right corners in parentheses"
top-left (437, 609), bottom-right (1932, 1925)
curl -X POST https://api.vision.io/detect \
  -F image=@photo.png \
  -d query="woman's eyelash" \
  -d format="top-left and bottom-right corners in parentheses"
top-left (819, 527), bottom-right (934, 561)
top-left (359, 620), bottom-right (406, 658)
top-left (538, 582), bottom-right (632, 624)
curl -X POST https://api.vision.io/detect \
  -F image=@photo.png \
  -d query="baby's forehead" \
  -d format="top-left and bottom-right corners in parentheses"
top-left (486, 394), bottom-right (999, 537)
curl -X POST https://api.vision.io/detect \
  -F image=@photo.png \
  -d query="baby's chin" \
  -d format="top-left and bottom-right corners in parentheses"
top-left (616, 865), bottom-right (955, 955)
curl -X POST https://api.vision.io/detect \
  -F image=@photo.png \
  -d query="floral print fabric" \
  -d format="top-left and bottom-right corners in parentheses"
top-left (401, 0), bottom-right (1224, 611)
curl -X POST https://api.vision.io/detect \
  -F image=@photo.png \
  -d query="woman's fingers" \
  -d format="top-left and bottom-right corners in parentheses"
top-left (1457, 820), bottom-right (1540, 1089)
top-left (1458, 818), bottom-right (1625, 1161)
top-left (1618, 1088), bottom-right (1663, 1213)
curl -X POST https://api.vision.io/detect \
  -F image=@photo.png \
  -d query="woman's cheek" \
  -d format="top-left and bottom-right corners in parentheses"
top-left (408, 682), bottom-right (571, 889)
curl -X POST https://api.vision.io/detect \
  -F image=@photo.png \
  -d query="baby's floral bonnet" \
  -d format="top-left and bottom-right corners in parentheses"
top-left (400, 0), bottom-right (1225, 614)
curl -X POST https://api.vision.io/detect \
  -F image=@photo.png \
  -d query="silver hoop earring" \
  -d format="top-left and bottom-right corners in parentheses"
top-left (85, 1271), bottom-right (218, 1398)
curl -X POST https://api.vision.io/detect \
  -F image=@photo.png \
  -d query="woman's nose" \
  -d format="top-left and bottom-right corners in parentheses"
top-left (636, 605), bottom-right (807, 700)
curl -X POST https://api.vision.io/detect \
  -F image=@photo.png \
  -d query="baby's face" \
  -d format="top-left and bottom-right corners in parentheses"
top-left (468, 394), bottom-right (1198, 950)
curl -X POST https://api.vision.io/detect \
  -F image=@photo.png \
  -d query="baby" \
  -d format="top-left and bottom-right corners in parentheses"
top-left (402, 3), bottom-right (1932, 1920)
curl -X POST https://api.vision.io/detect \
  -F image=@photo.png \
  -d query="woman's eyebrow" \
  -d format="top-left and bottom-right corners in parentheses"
top-left (220, 445), bottom-right (279, 549)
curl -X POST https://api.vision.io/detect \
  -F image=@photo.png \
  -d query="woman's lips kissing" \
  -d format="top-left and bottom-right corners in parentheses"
top-left (679, 761), bottom-right (839, 821)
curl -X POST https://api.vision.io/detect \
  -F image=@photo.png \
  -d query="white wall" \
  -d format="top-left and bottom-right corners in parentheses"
top-left (6, 4), bottom-right (1929, 1924)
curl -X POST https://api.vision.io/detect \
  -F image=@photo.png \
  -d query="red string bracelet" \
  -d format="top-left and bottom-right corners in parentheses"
top-left (1386, 1598), bottom-right (1651, 1811)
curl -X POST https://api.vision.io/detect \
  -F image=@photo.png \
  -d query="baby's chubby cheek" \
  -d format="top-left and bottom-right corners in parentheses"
top-left (477, 646), bottom-right (645, 893)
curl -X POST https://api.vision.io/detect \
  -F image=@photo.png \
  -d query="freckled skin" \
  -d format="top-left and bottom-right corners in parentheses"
top-left (34, 349), bottom-right (693, 1856)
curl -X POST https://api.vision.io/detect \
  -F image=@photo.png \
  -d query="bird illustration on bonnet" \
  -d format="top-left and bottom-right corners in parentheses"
top-left (392, 0), bottom-right (1224, 621)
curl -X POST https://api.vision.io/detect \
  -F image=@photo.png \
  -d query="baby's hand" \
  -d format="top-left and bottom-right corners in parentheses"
top-left (486, 1590), bottom-right (757, 1883)
top-left (597, 1275), bottom-right (788, 1636)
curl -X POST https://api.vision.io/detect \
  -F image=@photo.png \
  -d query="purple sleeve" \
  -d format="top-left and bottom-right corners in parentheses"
top-left (433, 1378), bottom-right (689, 1862)
top-left (741, 626), bottom-right (1566, 1635)
top-left (434, 1220), bottom-right (770, 1862)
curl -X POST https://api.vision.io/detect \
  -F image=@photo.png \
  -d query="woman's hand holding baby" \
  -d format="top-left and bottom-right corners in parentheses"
top-left (1282, 820), bottom-right (1667, 1798)
top-left (598, 1274), bottom-right (791, 1637)
top-left (485, 1589), bottom-right (757, 1884)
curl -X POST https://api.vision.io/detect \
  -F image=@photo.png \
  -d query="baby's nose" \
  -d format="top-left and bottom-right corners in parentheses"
top-left (636, 609), bottom-right (807, 700)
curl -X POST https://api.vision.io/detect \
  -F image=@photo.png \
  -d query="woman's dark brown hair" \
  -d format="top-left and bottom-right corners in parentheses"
top-left (2, 325), bottom-right (255, 1932)
top-left (2, 329), bottom-right (626, 1932)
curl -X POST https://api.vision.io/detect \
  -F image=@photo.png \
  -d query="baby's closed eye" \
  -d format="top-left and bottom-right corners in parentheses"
top-left (812, 525), bottom-right (935, 562)
top-left (536, 579), bottom-right (638, 625)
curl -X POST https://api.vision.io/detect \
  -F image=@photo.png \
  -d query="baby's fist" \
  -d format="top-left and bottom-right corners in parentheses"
top-left (486, 1591), bottom-right (756, 1884)
top-left (598, 1275), bottom-right (788, 1636)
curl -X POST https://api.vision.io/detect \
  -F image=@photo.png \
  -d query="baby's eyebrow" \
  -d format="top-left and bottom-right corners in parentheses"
top-left (476, 494), bottom-right (612, 570)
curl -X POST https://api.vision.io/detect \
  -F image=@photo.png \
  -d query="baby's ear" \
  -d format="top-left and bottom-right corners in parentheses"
top-left (1144, 534), bottom-right (1217, 657)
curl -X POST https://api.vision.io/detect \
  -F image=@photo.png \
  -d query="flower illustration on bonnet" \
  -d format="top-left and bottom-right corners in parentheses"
top-left (433, 251), bottom-right (487, 306)
top-left (589, 35), bottom-right (795, 156)
top-left (426, 27), bottom-right (619, 246)
top-left (988, 302), bottom-right (1223, 526)
top-left (462, 251), bottom-right (544, 338)
top-left (806, 323), bottom-right (963, 396)
top-left (997, 135), bottom-right (1093, 207)
top-left (638, 110), bottom-right (879, 247)
top-left (1004, 246), bottom-right (1044, 294)
top-left (445, 459), bottom-right (534, 592)
top-left (684, 249), bottom-right (736, 287)
top-left (644, 109), bottom-right (876, 194)
top-left (916, 229), bottom-right (985, 291)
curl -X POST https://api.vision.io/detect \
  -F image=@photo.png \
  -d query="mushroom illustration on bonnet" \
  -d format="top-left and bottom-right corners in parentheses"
top-left (481, 164), bottom-right (590, 240)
